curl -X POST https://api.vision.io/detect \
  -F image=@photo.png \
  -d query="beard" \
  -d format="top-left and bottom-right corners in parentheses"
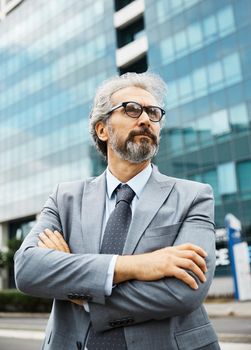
top-left (107, 123), bottom-right (159, 163)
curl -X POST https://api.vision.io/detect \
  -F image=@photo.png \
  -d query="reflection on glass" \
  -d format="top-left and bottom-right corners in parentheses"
top-left (178, 76), bottom-right (192, 98)
top-left (208, 61), bottom-right (224, 89)
top-left (212, 109), bottom-right (230, 136)
top-left (165, 52), bottom-right (242, 109)
top-left (217, 162), bottom-right (237, 195)
top-left (223, 53), bottom-right (242, 84)
top-left (197, 115), bottom-right (213, 144)
top-left (168, 128), bottom-right (183, 155)
top-left (192, 67), bottom-right (208, 96)
top-left (202, 169), bottom-right (221, 204)
top-left (229, 103), bottom-right (249, 132)
top-left (237, 161), bottom-right (251, 199)
top-left (217, 6), bottom-right (235, 36)
top-left (203, 15), bottom-right (218, 42)
top-left (187, 23), bottom-right (203, 49)
top-left (174, 30), bottom-right (188, 54)
top-left (183, 121), bottom-right (197, 150)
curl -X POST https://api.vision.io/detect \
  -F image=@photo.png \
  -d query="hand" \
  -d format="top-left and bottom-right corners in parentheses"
top-left (114, 243), bottom-right (208, 290)
top-left (38, 229), bottom-right (83, 306)
top-left (38, 229), bottom-right (70, 253)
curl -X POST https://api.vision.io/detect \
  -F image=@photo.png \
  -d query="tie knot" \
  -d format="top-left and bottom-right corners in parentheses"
top-left (116, 184), bottom-right (135, 205)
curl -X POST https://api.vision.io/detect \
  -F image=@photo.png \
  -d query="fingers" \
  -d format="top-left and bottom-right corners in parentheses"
top-left (173, 268), bottom-right (199, 290)
top-left (161, 245), bottom-right (208, 289)
top-left (38, 240), bottom-right (47, 249)
top-left (177, 257), bottom-right (206, 284)
top-left (54, 230), bottom-right (70, 253)
top-left (38, 229), bottom-right (70, 253)
top-left (177, 243), bottom-right (207, 258)
top-left (176, 250), bottom-right (207, 273)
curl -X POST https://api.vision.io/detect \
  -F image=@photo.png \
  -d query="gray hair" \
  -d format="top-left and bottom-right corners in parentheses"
top-left (89, 71), bottom-right (167, 158)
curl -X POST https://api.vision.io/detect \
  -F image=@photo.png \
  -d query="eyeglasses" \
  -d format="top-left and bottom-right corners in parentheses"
top-left (108, 101), bottom-right (165, 122)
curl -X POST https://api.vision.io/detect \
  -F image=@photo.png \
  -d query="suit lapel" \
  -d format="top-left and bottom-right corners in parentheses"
top-left (123, 168), bottom-right (175, 255)
top-left (81, 172), bottom-right (106, 253)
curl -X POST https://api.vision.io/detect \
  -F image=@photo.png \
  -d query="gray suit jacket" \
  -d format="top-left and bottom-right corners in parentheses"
top-left (15, 166), bottom-right (220, 350)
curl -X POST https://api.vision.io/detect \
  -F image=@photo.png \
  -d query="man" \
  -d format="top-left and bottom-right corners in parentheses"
top-left (15, 72), bottom-right (220, 349)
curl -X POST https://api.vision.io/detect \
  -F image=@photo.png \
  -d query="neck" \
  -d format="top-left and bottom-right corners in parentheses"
top-left (107, 156), bottom-right (150, 183)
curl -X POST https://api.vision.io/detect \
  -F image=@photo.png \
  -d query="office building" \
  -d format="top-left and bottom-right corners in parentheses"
top-left (0, 0), bottom-right (250, 290)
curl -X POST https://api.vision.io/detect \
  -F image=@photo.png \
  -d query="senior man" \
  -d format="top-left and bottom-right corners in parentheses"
top-left (15, 72), bottom-right (220, 350)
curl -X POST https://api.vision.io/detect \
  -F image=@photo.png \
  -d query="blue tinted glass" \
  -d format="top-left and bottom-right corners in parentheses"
top-left (217, 6), bottom-right (235, 36)
top-left (208, 61), bottom-right (224, 87)
top-left (217, 162), bottom-right (237, 195)
top-left (202, 169), bottom-right (220, 203)
top-left (192, 67), bottom-right (208, 94)
top-left (187, 23), bottom-right (203, 49)
top-left (223, 53), bottom-right (242, 83)
top-left (183, 121), bottom-right (197, 149)
top-left (203, 15), bottom-right (218, 41)
top-left (174, 30), bottom-right (187, 54)
top-left (160, 37), bottom-right (174, 62)
top-left (212, 109), bottom-right (230, 136)
top-left (229, 103), bottom-right (249, 132)
top-left (237, 161), bottom-right (251, 196)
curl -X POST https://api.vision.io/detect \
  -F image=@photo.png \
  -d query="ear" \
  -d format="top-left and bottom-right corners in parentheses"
top-left (95, 121), bottom-right (108, 141)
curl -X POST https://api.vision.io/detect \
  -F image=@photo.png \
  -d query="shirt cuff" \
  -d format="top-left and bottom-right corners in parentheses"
top-left (104, 255), bottom-right (118, 295)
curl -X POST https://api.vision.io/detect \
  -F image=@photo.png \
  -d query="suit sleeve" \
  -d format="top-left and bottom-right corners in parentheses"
top-left (14, 184), bottom-right (113, 304)
top-left (89, 184), bottom-right (216, 331)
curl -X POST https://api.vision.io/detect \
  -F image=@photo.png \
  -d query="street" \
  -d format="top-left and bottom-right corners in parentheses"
top-left (0, 337), bottom-right (42, 350)
top-left (0, 315), bottom-right (251, 349)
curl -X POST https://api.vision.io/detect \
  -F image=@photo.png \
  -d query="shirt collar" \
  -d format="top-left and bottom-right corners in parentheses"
top-left (106, 164), bottom-right (152, 199)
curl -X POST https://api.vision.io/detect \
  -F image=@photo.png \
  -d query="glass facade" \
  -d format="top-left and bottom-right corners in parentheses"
top-left (0, 0), bottom-right (117, 222)
top-left (146, 0), bottom-right (251, 236)
top-left (0, 0), bottom-right (251, 282)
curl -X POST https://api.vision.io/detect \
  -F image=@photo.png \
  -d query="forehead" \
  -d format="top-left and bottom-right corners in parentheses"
top-left (111, 86), bottom-right (158, 106)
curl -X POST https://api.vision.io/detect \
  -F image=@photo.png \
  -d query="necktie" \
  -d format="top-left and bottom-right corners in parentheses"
top-left (86, 184), bottom-right (135, 350)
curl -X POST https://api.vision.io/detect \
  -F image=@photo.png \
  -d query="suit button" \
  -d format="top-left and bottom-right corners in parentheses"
top-left (85, 294), bottom-right (93, 301)
top-left (109, 321), bottom-right (117, 328)
top-left (127, 317), bottom-right (134, 324)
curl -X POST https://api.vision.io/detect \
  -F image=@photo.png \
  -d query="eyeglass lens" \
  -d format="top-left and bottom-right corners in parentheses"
top-left (125, 102), bottom-right (162, 121)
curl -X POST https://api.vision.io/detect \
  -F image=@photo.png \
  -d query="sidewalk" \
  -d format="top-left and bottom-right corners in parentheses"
top-left (0, 301), bottom-right (250, 348)
top-left (204, 301), bottom-right (251, 318)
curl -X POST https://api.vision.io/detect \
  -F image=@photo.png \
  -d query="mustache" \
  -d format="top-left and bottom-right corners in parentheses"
top-left (127, 128), bottom-right (158, 144)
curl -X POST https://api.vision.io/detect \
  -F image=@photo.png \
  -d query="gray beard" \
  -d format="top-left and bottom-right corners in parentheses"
top-left (107, 124), bottom-right (159, 164)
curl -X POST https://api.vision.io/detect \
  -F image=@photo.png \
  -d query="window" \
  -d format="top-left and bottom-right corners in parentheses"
top-left (183, 121), bottom-right (197, 149)
top-left (217, 162), bottom-right (237, 195)
top-left (174, 30), bottom-right (187, 54)
top-left (202, 169), bottom-right (220, 203)
top-left (197, 115), bottom-right (213, 144)
top-left (203, 15), bottom-right (218, 42)
top-left (217, 6), bottom-right (235, 36)
top-left (169, 128), bottom-right (183, 155)
top-left (208, 61), bottom-right (224, 89)
top-left (223, 53), bottom-right (242, 84)
top-left (212, 109), bottom-right (230, 136)
top-left (192, 67), bottom-right (208, 95)
top-left (237, 160), bottom-right (251, 198)
top-left (160, 37), bottom-right (174, 63)
top-left (187, 23), bottom-right (203, 49)
top-left (229, 103), bottom-right (249, 132)
top-left (178, 76), bottom-right (192, 98)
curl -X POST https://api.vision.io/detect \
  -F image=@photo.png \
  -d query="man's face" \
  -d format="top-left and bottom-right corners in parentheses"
top-left (106, 86), bottom-right (161, 163)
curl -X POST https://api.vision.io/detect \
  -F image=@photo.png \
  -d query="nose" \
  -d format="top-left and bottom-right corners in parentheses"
top-left (138, 109), bottom-right (151, 127)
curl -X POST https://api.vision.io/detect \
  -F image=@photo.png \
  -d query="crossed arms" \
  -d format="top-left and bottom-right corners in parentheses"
top-left (15, 183), bottom-right (215, 331)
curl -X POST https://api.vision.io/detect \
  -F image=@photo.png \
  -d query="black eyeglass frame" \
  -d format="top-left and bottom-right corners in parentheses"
top-left (108, 101), bottom-right (166, 122)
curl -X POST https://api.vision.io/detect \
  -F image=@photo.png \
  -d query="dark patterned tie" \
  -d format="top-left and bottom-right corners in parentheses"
top-left (86, 184), bottom-right (135, 350)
